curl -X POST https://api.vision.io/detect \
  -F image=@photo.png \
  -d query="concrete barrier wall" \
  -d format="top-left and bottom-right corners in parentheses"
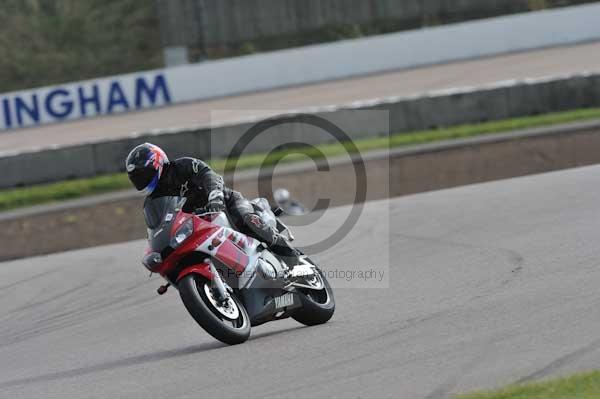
top-left (2, 120), bottom-right (600, 261)
top-left (2, 3), bottom-right (600, 131)
top-left (169, 1), bottom-right (600, 106)
top-left (3, 72), bottom-right (600, 189)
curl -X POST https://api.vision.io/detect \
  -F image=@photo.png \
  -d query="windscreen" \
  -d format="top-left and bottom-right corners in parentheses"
top-left (143, 196), bottom-right (182, 229)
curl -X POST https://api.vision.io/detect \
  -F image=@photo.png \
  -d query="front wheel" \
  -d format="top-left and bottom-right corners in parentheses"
top-left (292, 268), bottom-right (335, 326)
top-left (179, 274), bottom-right (250, 345)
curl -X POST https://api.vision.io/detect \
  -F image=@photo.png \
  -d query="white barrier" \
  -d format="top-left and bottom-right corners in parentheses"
top-left (2, 3), bottom-right (600, 131)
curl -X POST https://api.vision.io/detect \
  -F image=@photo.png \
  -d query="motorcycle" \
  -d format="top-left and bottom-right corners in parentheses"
top-left (141, 196), bottom-right (335, 345)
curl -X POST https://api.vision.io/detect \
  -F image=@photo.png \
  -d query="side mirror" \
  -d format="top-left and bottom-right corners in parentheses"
top-left (142, 252), bottom-right (163, 272)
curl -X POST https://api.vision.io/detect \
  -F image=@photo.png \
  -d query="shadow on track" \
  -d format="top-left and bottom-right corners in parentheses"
top-left (0, 325), bottom-right (307, 389)
top-left (249, 325), bottom-right (306, 341)
top-left (0, 341), bottom-right (224, 389)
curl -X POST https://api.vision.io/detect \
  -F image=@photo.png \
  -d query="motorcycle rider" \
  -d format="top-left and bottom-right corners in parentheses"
top-left (125, 142), bottom-right (301, 268)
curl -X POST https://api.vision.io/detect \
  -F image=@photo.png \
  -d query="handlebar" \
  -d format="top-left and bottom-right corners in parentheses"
top-left (193, 207), bottom-right (223, 217)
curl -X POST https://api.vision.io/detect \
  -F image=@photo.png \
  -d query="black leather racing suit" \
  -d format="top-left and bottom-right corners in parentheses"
top-left (146, 157), bottom-right (297, 259)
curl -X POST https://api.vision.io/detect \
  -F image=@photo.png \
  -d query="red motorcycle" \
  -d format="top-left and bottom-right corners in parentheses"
top-left (142, 196), bottom-right (335, 345)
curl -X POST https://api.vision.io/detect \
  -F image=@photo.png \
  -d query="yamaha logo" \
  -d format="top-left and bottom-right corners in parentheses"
top-left (274, 293), bottom-right (294, 308)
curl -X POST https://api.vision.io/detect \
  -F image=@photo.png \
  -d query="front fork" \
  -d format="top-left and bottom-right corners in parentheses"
top-left (169, 258), bottom-right (230, 302)
top-left (208, 261), bottom-right (229, 303)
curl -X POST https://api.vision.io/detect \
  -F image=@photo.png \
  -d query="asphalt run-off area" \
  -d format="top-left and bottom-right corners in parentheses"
top-left (2, 41), bottom-right (600, 154)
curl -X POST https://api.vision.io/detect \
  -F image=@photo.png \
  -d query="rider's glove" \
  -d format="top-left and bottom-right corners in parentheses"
top-left (206, 190), bottom-right (225, 212)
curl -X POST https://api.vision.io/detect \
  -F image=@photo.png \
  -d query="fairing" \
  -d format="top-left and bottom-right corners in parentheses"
top-left (142, 196), bottom-right (303, 325)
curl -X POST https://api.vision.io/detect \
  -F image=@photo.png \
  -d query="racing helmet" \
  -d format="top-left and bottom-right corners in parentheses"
top-left (125, 143), bottom-right (169, 195)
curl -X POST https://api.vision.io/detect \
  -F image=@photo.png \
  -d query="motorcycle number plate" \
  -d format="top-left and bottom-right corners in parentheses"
top-left (274, 293), bottom-right (294, 309)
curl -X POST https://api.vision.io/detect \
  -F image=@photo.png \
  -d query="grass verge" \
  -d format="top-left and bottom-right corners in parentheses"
top-left (455, 370), bottom-right (600, 399)
top-left (2, 107), bottom-right (600, 212)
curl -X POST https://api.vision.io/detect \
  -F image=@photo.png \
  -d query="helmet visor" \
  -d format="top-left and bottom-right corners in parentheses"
top-left (128, 167), bottom-right (157, 192)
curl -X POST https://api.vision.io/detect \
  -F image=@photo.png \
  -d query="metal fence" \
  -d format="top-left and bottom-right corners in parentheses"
top-left (156, 0), bottom-right (598, 61)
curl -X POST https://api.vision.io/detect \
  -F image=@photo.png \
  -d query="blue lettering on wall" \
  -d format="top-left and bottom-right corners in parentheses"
top-left (135, 74), bottom-right (171, 108)
top-left (107, 81), bottom-right (129, 113)
top-left (45, 89), bottom-right (74, 119)
top-left (15, 94), bottom-right (40, 126)
top-left (78, 84), bottom-right (101, 116)
top-left (2, 98), bottom-right (12, 128)
top-left (0, 72), bottom-right (174, 130)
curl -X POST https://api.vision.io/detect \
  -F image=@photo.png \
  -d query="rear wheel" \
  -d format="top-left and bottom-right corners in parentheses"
top-left (179, 274), bottom-right (250, 345)
top-left (292, 268), bottom-right (335, 326)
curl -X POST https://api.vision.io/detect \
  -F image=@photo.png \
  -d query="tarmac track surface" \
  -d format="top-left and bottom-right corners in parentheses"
top-left (2, 165), bottom-right (600, 398)
top-left (2, 41), bottom-right (600, 155)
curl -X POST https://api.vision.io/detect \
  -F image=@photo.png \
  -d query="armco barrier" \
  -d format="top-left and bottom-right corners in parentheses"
top-left (2, 3), bottom-right (600, 131)
top-left (2, 120), bottom-right (600, 261)
top-left (2, 72), bottom-right (600, 189)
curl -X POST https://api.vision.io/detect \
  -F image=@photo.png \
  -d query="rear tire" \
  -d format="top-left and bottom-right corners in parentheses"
top-left (292, 268), bottom-right (335, 326)
top-left (179, 274), bottom-right (250, 345)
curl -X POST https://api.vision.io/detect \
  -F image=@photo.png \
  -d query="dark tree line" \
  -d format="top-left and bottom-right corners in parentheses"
top-left (0, 0), bottom-right (162, 92)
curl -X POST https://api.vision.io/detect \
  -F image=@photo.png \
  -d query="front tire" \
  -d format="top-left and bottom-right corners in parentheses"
top-left (292, 268), bottom-right (335, 326)
top-left (179, 274), bottom-right (250, 345)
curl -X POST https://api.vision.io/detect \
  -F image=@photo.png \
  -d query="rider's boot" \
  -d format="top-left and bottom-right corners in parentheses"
top-left (269, 234), bottom-right (303, 271)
